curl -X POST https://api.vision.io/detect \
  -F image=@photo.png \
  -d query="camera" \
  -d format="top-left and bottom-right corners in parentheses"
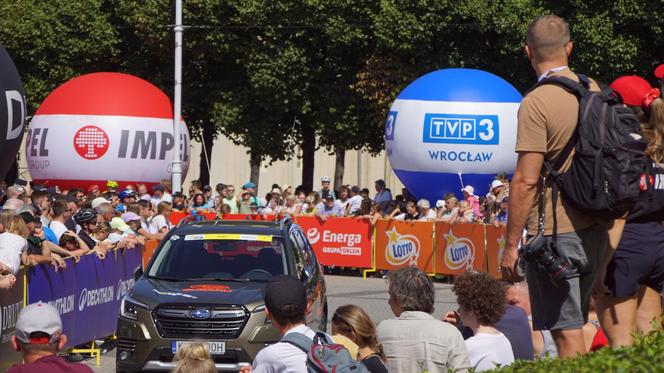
top-left (520, 234), bottom-right (575, 282)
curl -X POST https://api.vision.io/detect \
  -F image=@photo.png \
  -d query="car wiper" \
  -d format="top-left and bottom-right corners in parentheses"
top-left (148, 275), bottom-right (183, 282)
top-left (185, 277), bottom-right (251, 282)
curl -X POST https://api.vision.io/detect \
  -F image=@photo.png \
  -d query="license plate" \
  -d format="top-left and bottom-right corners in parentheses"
top-left (171, 341), bottom-right (226, 355)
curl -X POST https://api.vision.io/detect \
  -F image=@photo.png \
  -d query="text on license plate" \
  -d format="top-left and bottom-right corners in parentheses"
top-left (172, 341), bottom-right (226, 355)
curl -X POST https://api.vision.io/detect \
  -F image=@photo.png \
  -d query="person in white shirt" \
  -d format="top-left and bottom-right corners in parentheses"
top-left (346, 186), bottom-right (363, 216)
top-left (416, 199), bottom-right (437, 221)
top-left (48, 200), bottom-right (71, 242)
top-left (149, 202), bottom-right (173, 234)
top-left (241, 275), bottom-right (317, 373)
top-left (0, 216), bottom-right (29, 276)
top-left (334, 186), bottom-right (350, 212)
top-left (451, 271), bottom-right (514, 372)
top-left (150, 184), bottom-right (173, 211)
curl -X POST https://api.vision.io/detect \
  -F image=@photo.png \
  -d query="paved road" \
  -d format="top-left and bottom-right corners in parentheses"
top-left (85, 275), bottom-right (458, 372)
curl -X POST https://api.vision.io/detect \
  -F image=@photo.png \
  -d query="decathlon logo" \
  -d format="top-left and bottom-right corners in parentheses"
top-left (443, 233), bottom-right (475, 270)
top-left (307, 228), bottom-right (320, 244)
top-left (78, 286), bottom-right (115, 312)
top-left (385, 111), bottom-right (397, 141)
top-left (423, 113), bottom-right (498, 145)
top-left (73, 125), bottom-right (109, 160)
top-left (385, 227), bottom-right (420, 266)
top-left (116, 278), bottom-right (136, 301)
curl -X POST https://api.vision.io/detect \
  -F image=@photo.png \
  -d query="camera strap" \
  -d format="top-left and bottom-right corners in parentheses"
top-left (542, 162), bottom-right (561, 248)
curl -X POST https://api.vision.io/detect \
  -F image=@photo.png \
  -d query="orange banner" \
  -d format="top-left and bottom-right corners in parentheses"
top-left (374, 219), bottom-right (434, 272)
top-left (434, 222), bottom-right (487, 275)
top-left (296, 216), bottom-right (373, 268)
top-left (485, 225), bottom-right (506, 279)
top-left (220, 214), bottom-right (276, 221)
top-left (143, 239), bottom-right (159, 269)
top-left (169, 210), bottom-right (218, 225)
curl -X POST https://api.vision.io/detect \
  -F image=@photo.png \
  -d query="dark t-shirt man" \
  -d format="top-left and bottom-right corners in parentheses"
top-left (7, 354), bottom-right (93, 373)
top-left (494, 305), bottom-right (535, 360)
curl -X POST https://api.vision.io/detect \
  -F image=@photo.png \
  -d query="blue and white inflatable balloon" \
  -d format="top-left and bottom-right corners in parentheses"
top-left (385, 68), bottom-right (522, 202)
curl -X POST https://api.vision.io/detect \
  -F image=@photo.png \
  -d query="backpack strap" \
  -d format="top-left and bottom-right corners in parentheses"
top-left (281, 331), bottom-right (315, 353)
top-left (528, 74), bottom-right (591, 243)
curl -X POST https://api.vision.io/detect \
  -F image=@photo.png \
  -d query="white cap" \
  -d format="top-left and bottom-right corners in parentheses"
top-left (14, 301), bottom-right (62, 344)
top-left (491, 179), bottom-right (504, 190)
top-left (461, 185), bottom-right (475, 196)
top-left (321, 176), bottom-right (331, 183)
top-left (435, 200), bottom-right (445, 208)
top-left (91, 197), bottom-right (111, 209)
top-left (416, 199), bottom-right (430, 209)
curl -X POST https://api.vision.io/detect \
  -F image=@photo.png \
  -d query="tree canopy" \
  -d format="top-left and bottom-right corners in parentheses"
top-left (2, 0), bottom-right (663, 188)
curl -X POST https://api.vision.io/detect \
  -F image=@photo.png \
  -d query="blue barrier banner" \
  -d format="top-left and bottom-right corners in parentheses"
top-left (27, 247), bottom-right (142, 347)
top-left (0, 268), bottom-right (24, 370)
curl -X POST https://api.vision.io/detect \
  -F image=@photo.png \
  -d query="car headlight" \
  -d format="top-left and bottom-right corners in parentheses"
top-left (120, 295), bottom-right (149, 320)
top-left (251, 304), bottom-right (271, 324)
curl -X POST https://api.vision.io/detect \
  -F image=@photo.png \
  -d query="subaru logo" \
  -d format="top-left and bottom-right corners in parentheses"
top-left (190, 309), bottom-right (211, 319)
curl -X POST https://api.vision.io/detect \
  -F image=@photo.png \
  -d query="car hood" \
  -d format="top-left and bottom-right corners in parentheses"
top-left (130, 278), bottom-right (267, 308)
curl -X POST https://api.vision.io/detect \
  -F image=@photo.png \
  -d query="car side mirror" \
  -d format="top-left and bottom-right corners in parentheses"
top-left (301, 267), bottom-right (312, 281)
top-left (134, 267), bottom-right (144, 281)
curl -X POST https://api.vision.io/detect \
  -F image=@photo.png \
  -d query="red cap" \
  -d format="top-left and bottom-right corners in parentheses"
top-left (610, 75), bottom-right (653, 107)
top-left (655, 64), bottom-right (664, 79)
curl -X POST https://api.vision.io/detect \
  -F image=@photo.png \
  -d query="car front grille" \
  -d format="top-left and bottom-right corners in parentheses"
top-left (153, 305), bottom-right (249, 339)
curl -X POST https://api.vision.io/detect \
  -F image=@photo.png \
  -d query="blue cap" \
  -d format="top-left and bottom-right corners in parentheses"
top-left (242, 182), bottom-right (257, 189)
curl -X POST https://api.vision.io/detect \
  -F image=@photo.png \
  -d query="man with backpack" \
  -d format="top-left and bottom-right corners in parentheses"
top-left (244, 275), bottom-right (365, 372)
top-left (501, 15), bottom-right (613, 358)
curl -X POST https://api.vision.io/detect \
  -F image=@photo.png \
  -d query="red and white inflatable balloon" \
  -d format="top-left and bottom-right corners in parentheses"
top-left (26, 72), bottom-right (190, 190)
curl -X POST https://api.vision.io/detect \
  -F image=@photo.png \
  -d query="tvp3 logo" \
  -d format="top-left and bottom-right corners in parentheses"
top-left (423, 114), bottom-right (499, 145)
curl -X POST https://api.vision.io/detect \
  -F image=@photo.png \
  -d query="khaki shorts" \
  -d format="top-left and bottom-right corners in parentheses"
top-left (526, 226), bottom-right (608, 331)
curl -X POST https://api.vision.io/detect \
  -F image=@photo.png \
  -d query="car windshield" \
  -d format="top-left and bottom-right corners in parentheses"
top-left (147, 233), bottom-right (286, 281)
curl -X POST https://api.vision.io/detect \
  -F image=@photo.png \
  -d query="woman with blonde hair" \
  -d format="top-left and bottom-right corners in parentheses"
top-left (595, 76), bottom-right (664, 347)
top-left (331, 304), bottom-right (387, 373)
top-left (173, 342), bottom-right (216, 373)
top-left (149, 201), bottom-right (173, 234)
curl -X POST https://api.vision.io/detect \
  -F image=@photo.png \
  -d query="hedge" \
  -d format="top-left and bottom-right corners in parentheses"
top-left (488, 329), bottom-right (664, 372)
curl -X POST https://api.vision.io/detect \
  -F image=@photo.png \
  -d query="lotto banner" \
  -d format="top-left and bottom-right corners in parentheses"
top-left (295, 216), bottom-right (373, 268)
top-left (0, 268), bottom-right (24, 371)
top-left (485, 225), bottom-right (506, 279)
top-left (374, 219), bottom-right (434, 272)
top-left (27, 247), bottom-right (142, 347)
top-left (434, 222), bottom-right (487, 275)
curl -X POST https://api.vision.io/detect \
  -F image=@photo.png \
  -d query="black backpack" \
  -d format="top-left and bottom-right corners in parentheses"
top-left (533, 74), bottom-right (648, 219)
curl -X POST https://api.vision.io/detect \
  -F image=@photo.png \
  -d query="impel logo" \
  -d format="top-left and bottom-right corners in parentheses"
top-left (73, 125), bottom-right (109, 160)
top-left (423, 113), bottom-right (499, 145)
top-left (307, 228), bottom-right (320, 244)
top-left (385, 227), bottom-right (420, 266)
top-left (444, 233), bottom-right (475, 270)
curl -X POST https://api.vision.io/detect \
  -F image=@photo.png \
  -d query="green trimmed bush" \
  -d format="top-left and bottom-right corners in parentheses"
top-left (489, 330), bottom-right (664, 372)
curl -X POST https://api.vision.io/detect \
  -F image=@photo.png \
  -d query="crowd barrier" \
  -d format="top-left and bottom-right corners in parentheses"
top-left (0, 247), bottom-right (142, 370)
top-left (163, 212), bottom-right (505, 277)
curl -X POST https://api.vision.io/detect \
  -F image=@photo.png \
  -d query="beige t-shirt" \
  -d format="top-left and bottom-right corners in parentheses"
top-left (515, 68), bottom-right (609, 235)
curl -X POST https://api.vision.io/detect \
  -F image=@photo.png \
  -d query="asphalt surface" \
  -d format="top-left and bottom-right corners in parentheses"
top-left (84, 274), bottom-right (458, 372)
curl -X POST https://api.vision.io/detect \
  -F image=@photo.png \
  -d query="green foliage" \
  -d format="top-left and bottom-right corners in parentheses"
top-left (0, 0), bottom-right (118, 112)
top-left (489, 329), bottom-right (664, 372)
top-left (2, 0), bottom-right (663, 181)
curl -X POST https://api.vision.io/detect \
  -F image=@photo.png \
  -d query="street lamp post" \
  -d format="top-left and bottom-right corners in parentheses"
top-left (171, 0), bottom-right (183, 193)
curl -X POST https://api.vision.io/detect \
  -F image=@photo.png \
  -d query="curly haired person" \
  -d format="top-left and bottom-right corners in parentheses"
top-left (453, 271), bottom-right (514, 371)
